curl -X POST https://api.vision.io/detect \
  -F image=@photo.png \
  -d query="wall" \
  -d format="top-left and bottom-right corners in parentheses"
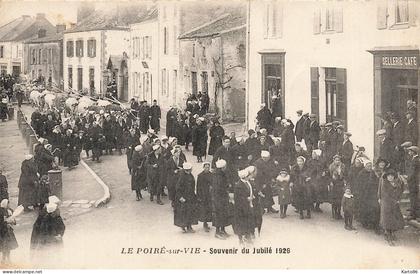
top-left (248, 0), bottom-right (420, 159)
top-left (26, 41), bottom-right (62, 86)
top-left (129, 19), bottom-right (159, 103)
top-left (0, 41), bottom-right (24, 75)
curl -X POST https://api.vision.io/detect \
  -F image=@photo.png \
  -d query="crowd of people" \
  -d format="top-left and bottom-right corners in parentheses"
top-left (0, 83), bottom-right (418, 263)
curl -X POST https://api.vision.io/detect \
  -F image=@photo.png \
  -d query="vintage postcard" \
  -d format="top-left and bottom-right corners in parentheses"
top-left (0, 0), bottom-right (419, 270)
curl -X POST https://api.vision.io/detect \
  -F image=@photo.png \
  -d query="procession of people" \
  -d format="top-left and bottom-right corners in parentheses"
top-left (0, 78), bottom-right (419, 265)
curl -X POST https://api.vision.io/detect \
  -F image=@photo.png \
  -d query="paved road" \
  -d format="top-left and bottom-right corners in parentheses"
top-left (3, 107), bottom-right (420, 269)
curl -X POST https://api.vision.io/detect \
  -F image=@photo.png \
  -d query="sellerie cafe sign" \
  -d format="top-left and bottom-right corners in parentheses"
top-left (381, 55), bottom-right (418, 69)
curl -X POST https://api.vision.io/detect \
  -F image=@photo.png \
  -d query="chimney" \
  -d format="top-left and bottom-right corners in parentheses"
top-left (36, 13), bottom-right (45, 19)
top-left (38, 29), bottom-right (47, 38)
top-left (56, 24), bottom-right (66, 33)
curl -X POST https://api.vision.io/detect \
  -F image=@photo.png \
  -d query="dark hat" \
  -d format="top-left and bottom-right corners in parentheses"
top-left (389, 112), bottom-right (399, 120)
top-left (248, 129), bottom-right (255, 135)
top-left (303, 112), bottom-right (309, 116)
top-left (383, 168), bottom-right (397, 177)
top-left (332, 121), bottom-right (340, 126)
top-left (296, 110), bottom-right (303, 115)
top-left (279, 168), bottom-right (289, 175)
top-left (375, 158), bottom-right (389, 166)
top-left (309, 113), bottom-right (317, 118)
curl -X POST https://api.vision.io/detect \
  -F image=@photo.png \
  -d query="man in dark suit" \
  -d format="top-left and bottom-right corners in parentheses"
top-left (302, 113), bottom-right (310, 143)
top-left (295, 110), bottom-right (305, 142)
top-left (405, 111), bottom-right (418, 145)
top-left (406, 146), bottom-right (419, 220)
top-left (338, 132), bottom-right (353, 169)
top-left (390, 113), bottom-right (404, 149)
top-left (377, 129), bottom-right (394, 164)
top-left (307, 114), bottom-right (320, 153)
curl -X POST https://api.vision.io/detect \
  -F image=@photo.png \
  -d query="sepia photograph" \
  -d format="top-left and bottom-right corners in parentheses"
top-left (0, 0), bottom-right (419, 271)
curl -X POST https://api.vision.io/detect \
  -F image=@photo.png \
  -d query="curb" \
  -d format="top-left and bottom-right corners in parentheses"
top-left (80, 159), bottom-right (111, 207)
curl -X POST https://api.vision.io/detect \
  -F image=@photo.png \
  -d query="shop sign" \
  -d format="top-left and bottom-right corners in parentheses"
top-left (381, 55), bottom-right (418, 69)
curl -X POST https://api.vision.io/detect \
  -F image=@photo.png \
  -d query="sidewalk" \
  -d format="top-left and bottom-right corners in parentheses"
top-left (0, 111), bottom-right (103, 231)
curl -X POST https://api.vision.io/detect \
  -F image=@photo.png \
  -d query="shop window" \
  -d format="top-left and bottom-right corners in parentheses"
top-left (263, 1), bottom-right (283, 38)
top-left (325, 68), bottom-right (347, 127)
top-left (66, 41), bottom-right (74, 57)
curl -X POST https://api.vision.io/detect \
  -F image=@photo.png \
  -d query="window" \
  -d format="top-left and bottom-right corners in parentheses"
top-left (77, 67), bottom-right (83, 91)
top-left (325, 68), bottom-right (347, 127)
top-left (66, 41), bottom-right (74, 57)
top-left (163, 27), bottom-right (169, 55)
top-left (396, 0), bottom-right (409, 23)
top-left (192, 43), bottom-right (195, 58)
top-left (314, 7), bottom-right (343, 34)
top-left (161, 69), bottom-right (167, 95)
top-left (87, 39), bottom-right (96, 57)
top-left (263, 1), bottom-right (283, 38)
top-left (1, 66), bottom-right (7, 75)
top-left (68, 66), bottom-right (73, 89)
top-left (76, 40), bottom-right (83, 57)
top-left (38, 49), bottom-right (42, 64)
top-left (325, 8), bottom-right (334, 31)
top-left (48, 48), bottom-right (52, 64)
top-left (173, 25), bottom-right (178, 55)
top-left (311, 67), bottom-right (320, 119)
top-left (201, 71), bottom-right (208, 93)
top-left (261, 53), bottom-right (285, 113)
top-left (0, 46), bottom-right (4, 58)
top-left (89, 68), bottom-right (95, 94)
top-left (202, 46), bottom-right (206, 57)
top-left (31, 49), bottom-right (36, 65)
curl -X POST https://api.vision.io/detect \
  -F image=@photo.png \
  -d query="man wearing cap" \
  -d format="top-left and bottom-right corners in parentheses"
top-left (145, 145), bottom-right (165, 205)
top-left (18, 155), bottom-right (38, 211)
top-left (404, 111), bottom-right (418, 145)
top-left (256, 103), bottom-right (273, 134)
top-left (377, 129), bottom-right (393, 164)
top-left (231, 137), bottom-right (248, 171)
top-left (406, 146), bottom-right (419, 220)
top-left (244, 129), bottom-right (259, 163)
top-left (212, 137), bottom-right (234, 173)
top-left (307, 114), bottom-right (321, 153)
top-left (212, 159), bottom-right (232, 239)
top-left (302, 113), bottom-right (310, 143)
top-left (338, 132), bottom-right (353, 169)
top-left (254, 150), bottom-right (278, 213)
top-left (150, 100), bottom-right (161, 133)
top-left (295, 110), bottom-right (305, 142)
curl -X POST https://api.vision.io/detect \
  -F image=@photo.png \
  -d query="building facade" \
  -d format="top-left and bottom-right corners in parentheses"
top-left (128, 10), bottom-right (159, 102)
top-left (179, 13), bottom-right (246, 121)
top-left (24, 25), bottom-right (66, 88)
top-left (63, 28), bottom-right (130, 98)
top-left (247, 0), bottom-right (420, 159)
top-left (0, 13), bottom-right (55, 77)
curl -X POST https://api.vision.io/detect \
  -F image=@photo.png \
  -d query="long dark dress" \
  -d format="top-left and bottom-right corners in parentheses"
top-left (290, 164), bottom-right (313, 210)
top-left (328, 162), bottom-right (346, 206)
top-left (62, 135), bottom-right (77, 167)
top-left (357, 169), bottom-right (380, 228)
top-left (0, 208), bottom-right (18, 252)
top-left (211, 169), bottom-right (231, 227)
top-left (0, 174), bottom-right (9, 201)
top-left (150, 105), bottom-right (161, 132)
top-left (166, 156), bottom-right (185, 201)
top-left (233, 179), bottom-right (255, 236)
top-left (18, 159), bottom-right (38, 207)
top-left (378, 176), bottom-right (405, 231)
top-left (131, 150), bottom-right (147, 191)
top-left (208, 125), bottom-right (225, 156)
top-left (174, 171), bottom-right (198, 228)
top-left (30, 210), bottom-right (65, 250)
top-left (197, 170), bottom-right (213, 222)
top-left (192, 124), bottom-right (208, 157)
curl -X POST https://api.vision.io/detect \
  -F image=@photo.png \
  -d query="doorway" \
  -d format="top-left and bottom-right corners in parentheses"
top-left (191, 71), bottom-right (198, 94)
top-left (261, 53), bottom-right (285, 116)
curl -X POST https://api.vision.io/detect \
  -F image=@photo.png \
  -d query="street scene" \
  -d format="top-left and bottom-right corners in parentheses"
top-left (0, 0), bottom-right (419, 270)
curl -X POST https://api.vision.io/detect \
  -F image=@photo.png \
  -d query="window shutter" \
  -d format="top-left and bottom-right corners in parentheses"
top-left (409, 0), bottom-right (418, 26)
top-left (336, 68), bottom-right (347, 128)
top-left (310, 67), bottom-right (319, 119)
top-left (377, 1), bottom-right (388, 29)
top-left (275, 2), bottom-right (283, 38)
top-left (263, 3), bottom-right (269, 38)
top-left (334, 7), bottom-right (343, 33)
top-left (313, 9), bottom-right (321, 34)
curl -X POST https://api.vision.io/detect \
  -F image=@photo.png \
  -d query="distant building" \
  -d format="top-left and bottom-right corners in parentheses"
top-left (63, 6), bottom-right (150, 99)
top-left (247, 0), bottom-right (420, 159)
top-left (0, 13), bottom-right (55, 77)
top-left (179, 13), bottom-right (246, 121)
top-left (24, 24), bottom-right (66, 88)
top-left (128, 9), bottom-right (159, 102)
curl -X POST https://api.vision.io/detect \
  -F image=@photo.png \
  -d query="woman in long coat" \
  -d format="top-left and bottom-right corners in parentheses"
top-left (174, 164), bottom-right (198, 233)
top-left (357, 161), bottom-right (380, 232)
top-left (246, 166), bottom-right (263, 237)
top-left (131, 145), bottom-right (147, 201)
top-left (18, 155), bottom-right (38, 210)
top-left (305, 151), bottom-right (324, 212)
top-left (0, 199), bottom-right (18, 264)
top-left (291, 156), bottom-right (313, 219)
top-left (197, 162), bottom-right (213, 232)
top-left (378, 169), bottom-right (405, 245)
top-left (212, 161), bottom-right (231, 239)
top-left (62, 129), bottom-right (77, 169)
top-left (233, 169), bottom-right (255, 244)
top-left (125, 129), bottom-right (140, 175)
top-left (347, 158), bottom-right (364, 219)
top-left (208, 121), bottom-right (225, 156)
top-left (192, 119), bottom-right (208, 162)
top-left (275, 169), bottom-right (291, 218)
top-left (166, 148), bottom-right (185, 206)
top-left (328, 155), bottom-right (346, 219)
